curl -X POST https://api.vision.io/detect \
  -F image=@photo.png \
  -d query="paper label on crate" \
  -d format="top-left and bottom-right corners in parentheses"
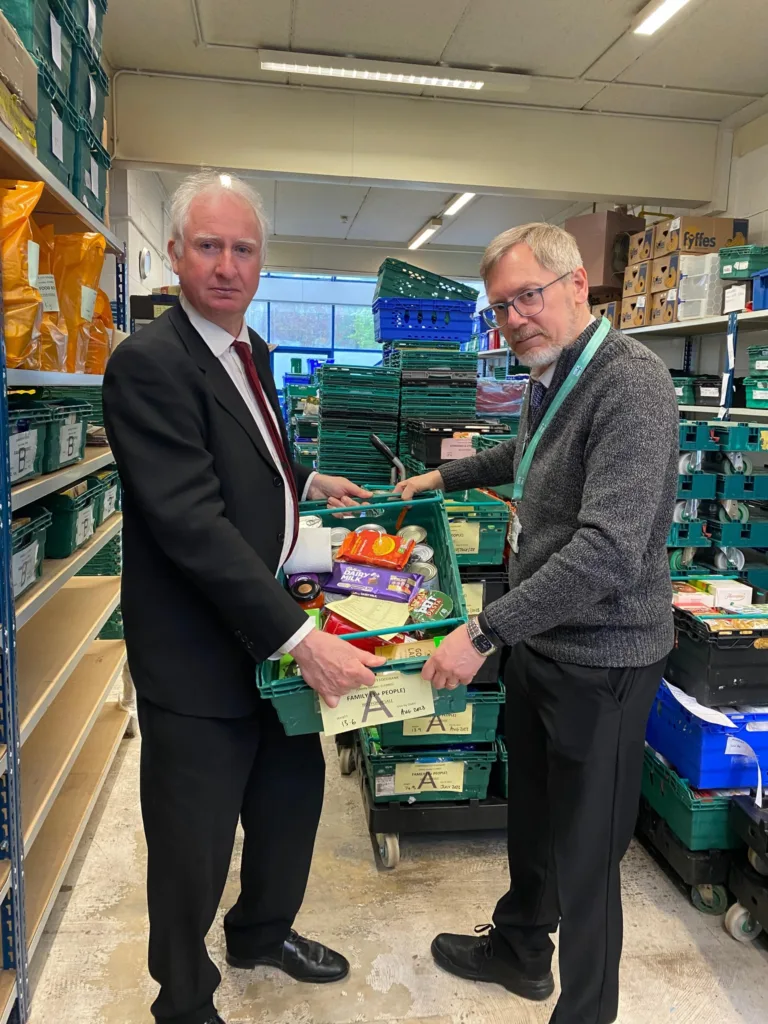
top-left (89, 155), bottom-right (100, 198)
top-left (375, 774), bottom-right (395, 797)
top-left (81, 285), bottom-right (98, 323)
top-left (374, 639), bottom-right (437, 660)
top-left (51, 111), bottom-right (64, 162)
top-left (441, 435), bottom-right (474, 460)
top-left (735, 261), bottom-right (749, 271)
top-left (394, 760), bottom-right (465, 794)
top-left (26, 240), bottom-right (39, 288)
top-left (50, 15), bottom-right (63, 69)
top-left (89, 79), bottom-right (97, 119)
top-left (9, 430), bottom-right (38, 483)
top-left (88, 0), bottom-right (97, 40)
top-left (675, 387), bottom-right (684, 396)
top-left (59, 421), bottom-right (83, 464)
top-left (724, 736), bottom-right (763, 808)
top-left (403, 706), bottom-right (474, 736)
top-left (38, 273), bottom-right (60, 312)
top-left (700, 387), bottom-right (719, 397)
top-left (102, 486), bottom-right (118, 520)
top-left (319, 671), bottom-right (435, 736)
top-left (76, 506), bottom-right (95, 547)
top-left (664, 681), bottom-right (737, 729)
top-left (450, 521), bottom-right (481, 555)
top-left (757, 361), bottom-right (768, 371)
top-left (12, 542), bottom-right (38, 598)
top-left (461, 582), bottom-right (485, 616)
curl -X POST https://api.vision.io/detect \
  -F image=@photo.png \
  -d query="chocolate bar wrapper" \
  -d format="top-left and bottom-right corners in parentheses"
top-left (323, 562), bottom-right (423, 602)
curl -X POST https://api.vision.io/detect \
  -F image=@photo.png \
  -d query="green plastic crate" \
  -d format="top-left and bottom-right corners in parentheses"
top-left (667, 521), bottom-right (710, 548)
top-left (36, 56), bottom-right (78, 189)
top-left (98, 606), bottom-right (123, 639)
top-left (716, 472), bottom-right (768, 500)
top-left (73, 117), bottom-right (110, 220)
top-left (642, 746), bottom-right (743, 851)
top-left (719, 246), bottom-right (768, 281)
top-left (360, 731), bottom-right (495, 803)
top-left (86, 466), bottom-right (120, 526)
top-left (41, 397), bottom-right (91, 472)
top-left (69, 0), bottom-right (106, 54)
top-left (706, 510), bottom-right (768, 548)
top-left (444, 490), bottom-right (509, 566)
top-left (376, 680), bottom-right (504, 747)
top-left (710, 422), bottom-right (766, 452)
top-left (677, 473), bottom-right (717, 500)
top-left (748, 344), bottom-right (768, 378)
top-left (11, 506), bottom-right (51, 599)
top-left (374, 258), bottom-right (479, 303)
top-left (77, 533), bottom-right (121, 576)
top-left (41, 484), bottom-right (98, 558)
top-left (744, 377), bottom-right (768, 409)
top-left (679, 420), bottom-right (719, 452)
top-left (7, 397), bottom-right (52, 485)
top-left (69, 31), bottom-right (108, 132)
top-left (671, 378), bottom-right (695, 405)
top-left (497, 735), bottom-right (509, 799)
top-left (0, 0), bottom-right (76, 94)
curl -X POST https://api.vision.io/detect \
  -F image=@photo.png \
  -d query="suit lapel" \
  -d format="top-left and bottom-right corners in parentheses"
top-left (169, 305), bottom-right (279, 475)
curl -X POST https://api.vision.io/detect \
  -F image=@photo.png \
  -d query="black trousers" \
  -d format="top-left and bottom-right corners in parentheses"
top-left (138, 698), bottom-right (325, 1024)
top-left (492, 643), bottom-right (665, 1024)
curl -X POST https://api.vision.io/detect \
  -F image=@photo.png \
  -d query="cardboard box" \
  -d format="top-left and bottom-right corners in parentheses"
top-left (0, 76), bottom-right (35, 154)
top-left (654, 216), bottom-right (749, 257)
top-left (620, 294), bottom-right (650, 329)
top-left (651, 253), bottom-right (680, 293)
top-left (628, 226), bottom-right (655, 266)
top-left (565, 210), bottom-right (646, 290)
top-left (623, 261), bottom-right (651, 297)
top-left (0, 12), bottom-right (37, 119)
top-left (723, 281), bottom-right (752, 314)
top-left (591, 300), bottom-right (622, 328)
top-left (650, 289), bottom-right (679, 326)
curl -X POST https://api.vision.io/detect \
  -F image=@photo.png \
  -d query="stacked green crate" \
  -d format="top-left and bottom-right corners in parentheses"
top-left (285, 383), bottom-right (319, 468)
top-left (42, 385), bottom-right (104, 425)
top-left (316, 365), bottom-right (399, 484)
top-left (76, 534), bottom-right (123, 638)
top-left (668, 422), bottom-right (719, 565)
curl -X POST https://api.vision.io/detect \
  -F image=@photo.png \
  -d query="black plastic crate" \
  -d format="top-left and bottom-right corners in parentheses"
top-left (459, 566), bottom-right (508, 684)
top-left (408, 419), bottom-right (512, 468)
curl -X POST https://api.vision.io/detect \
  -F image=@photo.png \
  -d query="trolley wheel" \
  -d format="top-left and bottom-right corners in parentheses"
top-left (722, 456), bottom-right (754, 475)
top-left (725, 902), bottom-right (763, 943)
top-left (718, 502), bottom-right (750, 524)
top-left (748, 847), bottom-right (768, 877)
top-left (690, 883), bottom-right (728, 915)
top-left (377, 833), bottom-right (400, 869)
top-left (339, 746), bottom-right (356, 776)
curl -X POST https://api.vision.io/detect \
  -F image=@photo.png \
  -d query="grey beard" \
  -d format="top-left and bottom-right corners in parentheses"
top-left (519, 342), bottom-right (563, 367)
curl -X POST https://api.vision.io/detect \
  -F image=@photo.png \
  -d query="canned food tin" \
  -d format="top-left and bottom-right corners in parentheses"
top-left (330, 527), bottom-right (352, 547)
top-left (409, 589), bottom-right (454, 623)
top-left (410, 542), bottom-right (434, 564)
top-left (409, 561), bottom-right (439, 589)
top-left (299, 515), bottom-right (323, 529)
top-left (355, 523), bottom-right (387, 534)
top-left (398, 525), bottom-right (427, 544)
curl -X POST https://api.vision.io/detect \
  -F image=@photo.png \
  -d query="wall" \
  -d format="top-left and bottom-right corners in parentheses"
top-left (728, 141), bottom-right (768, 245)
top-left (108, 168), bottom-right (175, 297)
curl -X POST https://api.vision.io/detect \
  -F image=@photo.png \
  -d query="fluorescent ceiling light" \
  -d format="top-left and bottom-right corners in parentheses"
top-left (261, 61), bottom-right (483, 90)
top-left (633, 0), bottom-right (692, 35)
top-left (444, 193), bottom-right (475, 216)
top-left (408, 219), bottom-right (442, 250)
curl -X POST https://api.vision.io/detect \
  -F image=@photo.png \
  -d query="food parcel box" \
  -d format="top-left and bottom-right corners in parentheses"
top-left (623, 261), bottom-right (651, 297)
top-left (621, 294), bottom-right (650, 329)
top-left (591, 300), bottom-right (621, 328)
top-left (628, 225), bottom-right (656, 266)
top-left (651, 253), bottom-right (681, 293)
top-left (650, 289), bottom-right (679, 326)
top-left (654, 217), bottom-right (749, 257)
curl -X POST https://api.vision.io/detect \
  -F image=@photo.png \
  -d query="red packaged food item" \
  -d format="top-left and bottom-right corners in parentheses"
top-left (323, 611), bottom-right (382, 653)
top-left (336, 529), bottom-right (414, 570)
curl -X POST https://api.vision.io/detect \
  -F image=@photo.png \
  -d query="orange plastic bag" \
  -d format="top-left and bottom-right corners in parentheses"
top-left (30, 221), bottom-right (69, 371)
top-left (85, 289), bottom-right (114, 375)
top-left (52, 232), bottom-right (106, 373)
top-left (0, 179), bottom-right (44, 369)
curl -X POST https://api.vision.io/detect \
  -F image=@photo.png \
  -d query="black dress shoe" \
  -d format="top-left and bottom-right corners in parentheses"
top-left (204, 1016), bottom-right (226, 1024)
top-left (431, 925), bottom-right (554, 1001)
top-left (226, 930), bottom-right (350, 983)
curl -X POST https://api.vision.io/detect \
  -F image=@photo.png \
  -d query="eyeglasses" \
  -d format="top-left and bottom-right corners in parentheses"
top-left (480, 271), bottom-right (572, 329)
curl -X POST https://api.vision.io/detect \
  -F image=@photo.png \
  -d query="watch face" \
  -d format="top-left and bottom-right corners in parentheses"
top-left (474, 633), bottom-right (495, 655)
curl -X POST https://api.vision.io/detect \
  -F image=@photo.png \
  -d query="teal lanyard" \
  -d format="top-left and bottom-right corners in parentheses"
top-left (512, 317), bottom-right (611, 502)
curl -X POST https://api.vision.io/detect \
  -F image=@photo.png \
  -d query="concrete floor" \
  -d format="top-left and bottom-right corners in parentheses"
top-left (29, 734), bottom-right (768, 1024)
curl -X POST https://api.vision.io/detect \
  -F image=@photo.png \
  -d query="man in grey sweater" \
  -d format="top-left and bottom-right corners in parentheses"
top-left (397, 223), bottom-right (679, 1024)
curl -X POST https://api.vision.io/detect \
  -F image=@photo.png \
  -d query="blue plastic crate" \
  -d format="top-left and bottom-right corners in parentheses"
top-left (373, 297), bottom-right (476, 342)
top-left (645, 682), bottom-right (768, 790)
top-left (753, 268), bottom-right (768, 312)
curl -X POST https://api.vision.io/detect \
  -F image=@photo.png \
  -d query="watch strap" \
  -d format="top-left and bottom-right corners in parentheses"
top-left (478, 611), bottom-right (504, 649)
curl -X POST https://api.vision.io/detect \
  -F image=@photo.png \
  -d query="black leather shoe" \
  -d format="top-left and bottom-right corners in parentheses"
top-left (204, 1016), bottom-right (226, 1024)
top-left (431, 925), bottom-right (554, 1001)
top-left (226, 930), bottom-right (350, 983)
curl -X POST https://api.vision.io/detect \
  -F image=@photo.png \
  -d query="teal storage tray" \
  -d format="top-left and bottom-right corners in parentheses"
top-left (11, 506), bottom-right (52, 599)
top-left (0, 0), bottom-right (76, 95)
top-left (716, 473), bottom-right (768, 500)
top-left (360, 732), bottom-right (495, 803)
top-left (36, 57), bottom-right (79, 189)
top-left (667, 521), bottom-right (711, 548)
top-left (7, 397), bottom-right (52, 485)
top-left (711, 422), bottom-right (766, 452)
top-left (73, 118), bottom-right (110, 220)
top-left (679, 421), bottom-right (718, 452)
top-left (444, 489), bottom-right (509, 566)
top-left (706, 514), bottom-right (768, 548)
top-left (678, 474), bottom-right (717, 500)
top-left (41, 486), bottom-right (98, 558)
top-left (42, 397), bottom-right (91, 472)
top-left (376, 680), bottom-right (504, 747)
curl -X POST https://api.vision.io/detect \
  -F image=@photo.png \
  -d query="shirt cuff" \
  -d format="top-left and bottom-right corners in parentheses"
top-left (302, 471), bottom-right (317, 501)
top-left (268, 617), bottom-right (316, 660)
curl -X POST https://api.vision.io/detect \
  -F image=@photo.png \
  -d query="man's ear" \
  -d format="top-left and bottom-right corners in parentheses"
top-left (167, 239), bottom-right (180, 274)
top-left (572, 265), bottom-right (590, 305)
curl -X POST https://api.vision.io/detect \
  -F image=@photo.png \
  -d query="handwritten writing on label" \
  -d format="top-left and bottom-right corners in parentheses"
top-left (319, 670), bottom-right (434, 736)
top-left (59, 422), bottom-right (83, 464)
top-left (450, 521), bottom-right (481, 555)
top-left (76, 506), bottom-right (95, 547)
top-left (12, 542), bottom-right (38, 598)
top-left (461, 582), bottom-right (485, 616)
top-left (10, 430), bottom-right (37, 483)
top-left (394, 760), bottom-right (465, 794)
top-left (403, 706), bottom-right (474, 736)
top-left (102, 486), bottom-right (118, 521)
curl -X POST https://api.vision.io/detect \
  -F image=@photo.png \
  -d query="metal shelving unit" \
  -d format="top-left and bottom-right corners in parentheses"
top-left (0, 113), bottom-right (129, 1024)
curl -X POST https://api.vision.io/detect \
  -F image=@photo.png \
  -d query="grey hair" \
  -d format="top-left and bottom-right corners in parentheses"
top-left (480, 222), bottom-right (583, 282)
top-left (169, 170), bottom-right (270, 261)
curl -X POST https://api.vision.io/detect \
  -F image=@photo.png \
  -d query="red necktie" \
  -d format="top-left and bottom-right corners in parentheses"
top-left (233, 340), bottom-right (300, 558)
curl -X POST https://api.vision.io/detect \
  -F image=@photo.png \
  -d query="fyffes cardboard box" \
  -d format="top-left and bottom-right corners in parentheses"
top-left (591, 300), bottom-right (621, 328)
top-left (628, 226), bottom-right (655, 266)
top-left (654, 217), bottom-right (749, 257)
top-left (651, 253), bottom-right (681, 293)
top-left (650, 289), bottom-right (679, 325)
top-left (623, 260), bottom-right (651, 296)
top-left (620, 294), bottom-right (650, 329)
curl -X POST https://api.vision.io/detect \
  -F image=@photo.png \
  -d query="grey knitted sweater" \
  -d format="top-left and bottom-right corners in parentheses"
top-left (440, 320), bottom-right (679, 668)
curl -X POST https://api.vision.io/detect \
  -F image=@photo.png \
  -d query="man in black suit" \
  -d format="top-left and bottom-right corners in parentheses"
top-left (103, 171), bottom-right (385, 1024)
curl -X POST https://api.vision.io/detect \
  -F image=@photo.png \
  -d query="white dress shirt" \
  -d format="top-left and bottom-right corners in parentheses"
top-left (180, 294), bottom-right (316, 657)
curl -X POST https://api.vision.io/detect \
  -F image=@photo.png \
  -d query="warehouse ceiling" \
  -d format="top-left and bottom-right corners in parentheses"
top-left (105, 0), bottom-right (768, 123)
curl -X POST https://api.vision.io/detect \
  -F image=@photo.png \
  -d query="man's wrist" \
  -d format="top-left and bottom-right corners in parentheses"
top-left (477, 612), bottom-right (504, 649)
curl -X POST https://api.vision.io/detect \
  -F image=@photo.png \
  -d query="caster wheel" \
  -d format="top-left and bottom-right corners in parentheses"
top-left (722, 456), bottom-right (754, 475)
top-left (690, 883), bottom-right (728, 915)
top-left (725, 902), bottom-right (763, 942)
top-left (718, 502), bottom-right (750, 524)
top-left (377, 833), bottom-right (400, 869)
top-left (748, 847), bottom-right (768, 877)
top-left (339, 747), bottom-right (356, 776)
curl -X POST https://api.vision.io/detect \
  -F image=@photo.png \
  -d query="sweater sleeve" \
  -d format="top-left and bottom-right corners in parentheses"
top-left (482, 358), bottom-right (678, 647)
top-left (438, 439), bottom-right (517, 492)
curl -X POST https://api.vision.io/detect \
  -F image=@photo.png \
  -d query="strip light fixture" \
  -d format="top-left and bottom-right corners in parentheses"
top-left (408, 219), bottom-right (442, 251)
top-left (261, 61), bottom-right (484, 90)
top-left (633, 0), bottom-right (692, 35)
top-left (444, 193), bottom-right (476, 216)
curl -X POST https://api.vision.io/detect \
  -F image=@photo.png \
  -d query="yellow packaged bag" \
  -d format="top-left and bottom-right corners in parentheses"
top-left (52, 232), bottom-right (106, 373)
top-left (31, 222), bottom-right (69, 371)
top-left (0, 179), bottom-right (44, 369)
top-left (85, 289), bottom-right (114, 375)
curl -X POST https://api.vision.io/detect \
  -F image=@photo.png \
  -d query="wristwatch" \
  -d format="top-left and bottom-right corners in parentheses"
top-left (467, 616), bottom-right (498, 657)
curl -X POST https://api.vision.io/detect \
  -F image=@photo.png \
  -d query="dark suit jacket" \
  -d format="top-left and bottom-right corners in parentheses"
top-left (102, 304), bottom-right (311, 718)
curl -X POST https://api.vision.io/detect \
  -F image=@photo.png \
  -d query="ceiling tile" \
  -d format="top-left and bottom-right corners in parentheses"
top-left (437, 195), bottom-right (573, 247)
top-left (345, 187), bottom-right (452, 242)
top-left (441, 0), bottom-right (639, 78)
top-left (584, 84), bottom-right (753, 121)
top-left (274, 181), bottom-right (368, 238)
top-left (198, 0), bottom-right (293, 48)
top-left (292, 0), bottom-right (468, 63)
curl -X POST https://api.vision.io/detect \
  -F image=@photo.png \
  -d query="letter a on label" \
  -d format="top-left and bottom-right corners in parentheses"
top-left (361, 689), bottom-right (393, 723)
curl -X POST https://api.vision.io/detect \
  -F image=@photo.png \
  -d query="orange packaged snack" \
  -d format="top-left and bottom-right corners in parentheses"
top-left (85, 288), bottom-right (114, 374)
top-left (52, 232), bottom-right (107, 372)
top-left (31, 221), bottom-right (69, 371)
top-left (336, 529), bottom-right (414, 570)
top-left (0, 179), bottom-right (44, 369)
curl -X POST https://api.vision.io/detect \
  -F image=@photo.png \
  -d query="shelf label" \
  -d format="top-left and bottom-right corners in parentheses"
top-left (10, 429), bottom-right (38, 483)
top-left (102, 485), bottom-right (118, 521)
top-left (59, 421), bottom-right (83, 464)
top-left (319, 670), bottom-right (434, 736)
top-left (12, 542), bottom-right (38, 598)
top-left (81, 285), bottom-right (98, 322)
top-left (51, 110), bottom-right (64, 162)
top-left (38, 273), bottom-right (60, 312)
top-left (441, 434), bottom-right (474, 459)
top-left (90, 156), bottom-right (100, 198)
top-left (403, 706), bottom-right (474, 736)
top-left (757, 360), bottom-right (768, 371)
top-left (450, 520), bottom-right (481, 555)
top-left (461, 582), bottom-right (485, 616)
top-left (394, 760), bottom-right (465, 794)
top-left (50, 14), bottom-right (62, 69)
top-left (76, 505), bottom-right (95, 547)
